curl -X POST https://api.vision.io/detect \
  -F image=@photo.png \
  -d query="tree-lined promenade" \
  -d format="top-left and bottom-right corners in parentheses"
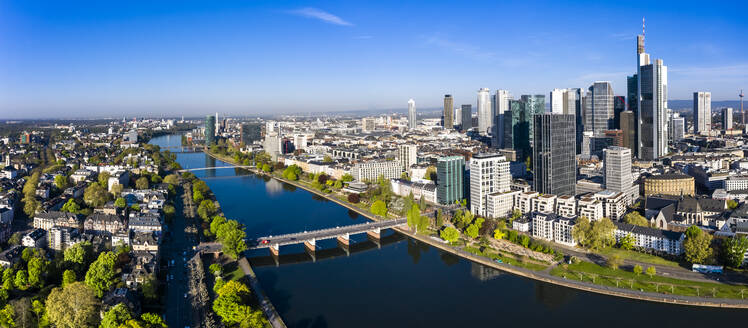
top-left (204, 146), bottom-right (748, 308)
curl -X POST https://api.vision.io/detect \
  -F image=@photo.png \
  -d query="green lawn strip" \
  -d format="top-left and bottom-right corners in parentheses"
top-left (463, 245), bottom-right (548, 271)
top-left (550, 261), bottom-right (748, 299)
top-left (598, 247), bottom-right (680, 267)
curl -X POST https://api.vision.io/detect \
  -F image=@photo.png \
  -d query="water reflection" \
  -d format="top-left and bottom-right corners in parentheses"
top-left (470, 262), bottom-right (502, 282)
top-left (347, 209), bottom-right (359, 220)
top-left (265, 179), bottom-right (283, 196)
top-left (406, 239), bottom-right (430, 264)
top-left (534, 281), bottom-right (575, 310)
top-left (439, 252), bottom-right (460, 267)
top-left (204, 156), bottom-right (217, 178)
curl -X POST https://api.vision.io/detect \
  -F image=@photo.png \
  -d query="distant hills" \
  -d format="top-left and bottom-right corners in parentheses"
top-left (668, 100), bottom-right (744, 111)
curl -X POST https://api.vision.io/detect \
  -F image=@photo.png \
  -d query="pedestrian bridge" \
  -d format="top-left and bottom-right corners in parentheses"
top-left (177, 165), bottom-right (255, 172)
top-left (195, 218), bottom-right (407, 257)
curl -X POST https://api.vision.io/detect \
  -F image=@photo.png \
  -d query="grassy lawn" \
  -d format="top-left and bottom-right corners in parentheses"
top-left (464, 245), bottom-right (549, 271)
top-left (222, 260), bottom-right (245, 281)
top-left (598, 248), bottom-right (680, 267)
top-left (550, 261), bottom-right (748, 299)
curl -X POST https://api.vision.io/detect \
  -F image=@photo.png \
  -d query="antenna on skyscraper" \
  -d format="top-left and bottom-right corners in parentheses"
top-left (642, 17), bottom-right (645, 40)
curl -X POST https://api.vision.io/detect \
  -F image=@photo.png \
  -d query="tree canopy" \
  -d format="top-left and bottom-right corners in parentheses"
top-left (721, 235), bottom-right (748, 268)
top-left (46, 282), bottom-right (100, 328)
top-left (84, 251), bottom-right (118, 297)
top-left (623, 211), bottom-right (649, 227)
top-left (683, 226), bottom-right (713, 264)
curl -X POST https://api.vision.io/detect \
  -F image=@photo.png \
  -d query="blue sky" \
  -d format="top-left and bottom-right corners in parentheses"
top-left (1, 0), bottom-right (747, 118)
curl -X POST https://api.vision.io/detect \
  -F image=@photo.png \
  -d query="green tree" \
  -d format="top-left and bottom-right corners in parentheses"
top-left (22, 196), bottom-right (39, 217)
top-left (97, 171), bottom-right (110, 188)
top-left (465, 224), bottom-right (479, 239)
top-left (520, 235), bottom-right (530, 248)
top-left (46, 282), bottom-right (100, 328)
top-left (84, 252), bottom-right (117, 297)
top-left (141, 313), bottom-right (167, 328)
top-left (141, 278), bottom-right (158, 302)
top-left (572, 216), bottom-right (591, 247)
top-left (493, 228), bottom-right (506, 240)
top-left (54, 174), bottom-right (68, 190)
top-left (721, 236), bottom-right (748, 268)
top-left (163, 204), bottom-right (175, 220)
top-left (618, 233), bottom-right (635, 250)
top-left (61, 198), bottom-right (81, 213)
top-left (440, 227), bottom-right (460, 243)
top-left (110, 183), bottom-right (123, 197)
top-left (193, 189), bottom-right (204, 203)
top-left (163, 174), bottom-right (179, 185)
top-left (27, 257), bottom-right (46, 288)
top-left (727, 199), bottom-right (739, 210)
top-left (0, 304), bottom-right (14, 328)
top-left (607, 254), bottom-right (623, 270)
top-left (406, 204), bottom-right (420, 231)
top-left (633, 264), bottom-right (643, 275)
top-left (14, 270), bottom-right (29, 291)
top-left (422, 166), bottom-right (437, 181)
top-left (100, 303), bottom-right (132, 328)
top-left (683, 226), bottom-right (713, 264)
top-left (32, 300), bottom-right (48, 328)
top-left (261, 164), bottom-right (271, 172)
top-left (135, 177), bottom-right (149, 190)
top-left (646, 266), bottom-right (656, 277)
top-left (341, 174), bottom-right (354, 182)
top-left (197, 200), bottom-right (217, 221)
top-left (588, 218), bottom-right (616, 250)
top-left (623, 211), bottom-right (649, 227)
top-left (370, 200), bottom-right (388, 217)
top-left (114, 197), bottom-right (126, 208)
top-left (83, 183), bottom-right (109, 207)
top-left (62, 269), bottom-right (77, 287)
top-left (64, 241), bottom-right (94, 274)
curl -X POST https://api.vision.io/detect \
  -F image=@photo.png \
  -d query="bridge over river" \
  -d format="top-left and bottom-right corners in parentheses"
top-left (177, 165), bottom-right (255, 172)
top-left (196, 218), bottom-right (407, 259)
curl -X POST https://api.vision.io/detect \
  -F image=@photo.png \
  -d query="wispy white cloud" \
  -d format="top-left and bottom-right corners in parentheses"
top-left (353, 35), bottom-right (373, 40)
top-left (287, 8), bottom-right (353, 26)
top-left (670, 64), bottom-right (748, 82)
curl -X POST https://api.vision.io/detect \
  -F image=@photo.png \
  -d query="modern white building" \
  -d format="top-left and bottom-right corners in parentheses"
top-left (477, 88), bottom-right (492, 135)
top-left (603, 146), bottom-right (633, 192)
top-left (577, 196), bottom-right (604, 221)
top-left (492, 90), bottom-right (512, 148)
top-left (515, 191), bottom-right (539, 214)
top-left (350, 161), bottom-right (402, 182)
top-left (531, 212), bottom-right (577, 246)
top-left (723, 107), bottom-right (733, 130)
top-left (408, 99), bottom-right (417, 130)
top-left (613, 222), bottom-right (684, 255)
top-left (398, 144), bottom-right (417, 172)
top-left (469, 153), bottom-right (510, 217)
top-left (550, 89), bottom-right (565, 114)
top-left (693, 91), bottom-right (712, 134)
top-left (532, 194), bottom-right (557, 213)
top-left (594, 190), bottom-right (627, 220)
top-left (556, 195), bottom-right (577, 217)
top-left (486, 190), bottom-right (519, 219)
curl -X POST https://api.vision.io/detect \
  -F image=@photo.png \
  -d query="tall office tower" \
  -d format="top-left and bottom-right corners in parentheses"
top-left (469, 153), bottom-right (510, 216)
top-left (693, 92), bottom-right (712, 134)
top-left (461, 104), bottom-right (473, 132)
top-left (603, 146), bottom-right (633, 192)
top-left (437, 156), bottom-right (465, 205)
top-left (586, 82), bottom-right (614, 135)
top-left (550, 89), bottom-right (565, 114)
top-left (502, 96), bottom-right (545, 161)
top-left (626, 75), bottom-right (639, 158)
top-left (613, 96), bottom-right (625, 129)
top-left (215, 112), bottom-right (220, 134)
top-left (205, 115), bottom-right (216, 146)
top-left (638, 58), bottom-right (668, 160)
top-left (562, 88), bottom-right (583, 154)
top-left (443, 95), bottom-right (454, 129)
top-left (455, 106), bottom-right (462, 126)
top-left (533, 114), bottom-right (576, 196)
top-left (523, 95), bottom-right (545, 155)
top-left (723, 107), bottom-right (733, 130)
top-left (477, 88), bottom-right (492, 135)
top-left (670, 115), bottom-right (685, 142)
top-left (398, 144), bottom-right (417, 171)
top-left (621, 111), bottom-right (636, 152)
top-left (408, 99), bottom-right (417, 130)
top-left (492, 90), bottom-right (512, 148)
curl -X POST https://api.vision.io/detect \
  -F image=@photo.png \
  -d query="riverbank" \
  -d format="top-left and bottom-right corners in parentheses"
top-left (204, 150), bottom-right (748, 309)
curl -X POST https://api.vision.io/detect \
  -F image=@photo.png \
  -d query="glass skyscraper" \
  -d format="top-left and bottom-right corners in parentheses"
top-left (437, 156), bottom-right (465, 205)
top-left (533, 114), bottom-right (576, 196)
top-left (205, 114), bottom-right (216, 146)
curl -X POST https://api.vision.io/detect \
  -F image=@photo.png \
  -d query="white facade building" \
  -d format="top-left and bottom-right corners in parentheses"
top-left (486, 190), bottom-right (519, 219)
top-left (469, 153), bottom-right (510, 217)
top-left (398, 144), bottom-right (417, 172)
top-left (351, 161), bottom-right (402, 182)
top-left (477, 88), bottom-right (492, 135)
top-left (408, 99), bottom-right (417, 130)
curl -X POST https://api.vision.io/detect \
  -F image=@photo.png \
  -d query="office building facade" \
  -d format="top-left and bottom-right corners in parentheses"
top-left (461, 104), bottom-right (473, 132)
top-left (436, 156), bottom-right (465, 205)
top-left (492, 90), bottom-right (511, 148)
top-left (469, 153), bottom-right (510, 217)
top-left (533, 114), bottom-right (576, 196)
top-left (477, 88), bottom-right (492, 135)
top-left (603, 146), bottom-right (633, 192)
top-left (443, 95), bottom-right (454, 129)
top-left (205, 115), bottom-right (216, 146)
top-left (398, 144), bottom-right (417, 172)
top-left (408, 99), bottom-right (417, 130)
top-left (723, 107), bottom-right (733, 130)
top-left (693, 92), bottom-right (711, 134)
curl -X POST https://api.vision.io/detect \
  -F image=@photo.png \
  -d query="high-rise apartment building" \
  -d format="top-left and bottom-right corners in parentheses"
top-left (469, 153), bottom-right (510, 216)
top-left (408, 99), bottom-right (417, 130)
top-left (693, 92), bottom-right (711, 134)
top-left (461, 104), bottom-right (473, 132)
top-left (437, 156), bottom-right (465, 205)
top-left (477, 88), bottom-right (492, 135)
top-left (443, 95), bottom-right (454, 129)
top-left (205, 115), bottom-right (216, 146)
top-left (533, 114), bottom-right (576, 196)
top-left (723, 107), bottom-right (733, 130)
top-left (492, 90), bottom-right (511, 148)
top-left (603, 146), bottom-right (633, 192)
top-left (398, 144), bottom-right (417, 172)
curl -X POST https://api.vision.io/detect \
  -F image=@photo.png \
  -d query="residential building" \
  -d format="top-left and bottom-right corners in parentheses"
top-left (33, 211), bottom-right (82, 231)
top-left (515, 191), bottom-right (539, 214)
top-left (532, 194), bottom-right (557, 213)
top-left (469, 153), bottom-right (510, 217)
top-left (128, 215), bottom-right (162, 233)
top-left (477, 88), bottom-right (492, 135)
top-left (486, 190), bottom-right (519, 219)
top-left (693, 91), bottom-right (711, 134)
top-left (531, 212), bottom-right (576, 246)
top-left (556, 195), bottom-right (576, 217)
top-left (398, 145), bottom-right (417, 172)
top-left (533, 114), bottom-right (576, 196)
top-left (408, 99), bottom-right (417, 130)
top-left (644, 174), bottom-right (695, 197)
top-left (594, 190), bottom-right (627, 220)
top-left (443, 95), bottom-right (454, 129)
top-left (362, 118), bottom-right (376, 132)
top-left (22, 229), bottom-right (47, 248)
top-left (577, 196), bottom-right (604, 221)
top-left (391, 179), bottom-right (437, 204)
top-left (48, 226), bottom-right (78, 251)
top-left (436, 156), bottom-right (465, 205)
top-left (84, 214), bottom-right (126, 235)
top-left (613, 222), bottom-right (684, 255)
top-left (350, 161), bottom-right (402, 182)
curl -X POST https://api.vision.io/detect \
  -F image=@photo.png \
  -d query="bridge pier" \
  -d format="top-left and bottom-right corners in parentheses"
top-left (304, 239), bottom-right (316, 252)
top-left (269, 244), bottom-right (280, 257)
top-left (336, 233), bottom-right (350, 246)
top-left (367, 228), bottom-right (381, 249)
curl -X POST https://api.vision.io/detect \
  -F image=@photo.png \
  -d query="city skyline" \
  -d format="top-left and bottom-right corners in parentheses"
top-left (1, 1), bottom-right (747, 119)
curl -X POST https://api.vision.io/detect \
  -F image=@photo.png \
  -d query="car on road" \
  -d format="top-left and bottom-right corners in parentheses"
top-left (261, 240), bottom-right (270, 244)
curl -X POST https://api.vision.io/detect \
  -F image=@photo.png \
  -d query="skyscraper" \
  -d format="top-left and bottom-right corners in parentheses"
top-left (492, 90), bottom-right (511, 148)
top-left (205, 115), bottom-right (216, 146)
top-left (461, 104), bottom-right (473, 132)
top-left (437, 156), bottom-right (465, 205)
top-left (550, 89), bottom-right (565, 114)
top-left (503, 95), bottom-right (545, 161)
top-left (533, 114), bottom-right (576, 196)
top-left (477, 88), bottom-right (492, 135)
top-left (603, 146), bottom-right (633, 193)
top-left (693, 92), bottom-right (712, 134)
top-left (627, 75), bottom-right (639, 157)
top-left (408, 99), bottom-right (417, 130)
top-left (670, 115), bottom-right (685, 142)
top-left (614, 96), bottom-right (625, 129)
top-left (621, 111), bottom-right (636, 151)
top-left (639, 59), bottom-right (668, 160)
top-left (469, 153), bottom-right (510, 217)
top-left (586, 82), bottom-right (614, 135)
top-left (562, 88), bottom-right (583, 154)
top-left (723, 107), bottom-right (733, 130)
top-left (443, 95), bottom-right (454, 129)
top-left (398, 144), bottom-right (417, 171)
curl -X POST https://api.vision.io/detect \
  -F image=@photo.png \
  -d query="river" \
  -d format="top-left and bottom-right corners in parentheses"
top-left (150, 134), bottom-right (747, 328)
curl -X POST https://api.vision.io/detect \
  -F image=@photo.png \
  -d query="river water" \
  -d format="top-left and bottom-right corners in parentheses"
top-left (151, 134), bottom-right (746, 328)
